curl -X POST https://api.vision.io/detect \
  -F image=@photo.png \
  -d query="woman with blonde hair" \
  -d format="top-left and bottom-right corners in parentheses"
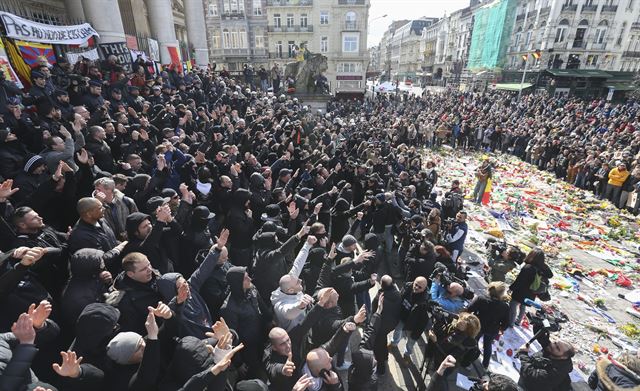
top-left (426, 312), bottom-right (481, 375)
top-left (467, 281), bottom-right (510, 368)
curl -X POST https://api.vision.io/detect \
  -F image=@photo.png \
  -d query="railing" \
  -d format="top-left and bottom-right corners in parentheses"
top-left (266, 0), bottom-right (313, 6)
top-left (539, 6), bottom-right (551, 14)
top-left (337, 0), bottom-right (365, 4)
top-left (572, 40), bottom-right (586, 48)
top-left (562, 4), bottom-right (578, 11)
top-left (623, 51), bottom-right (640, 58)
top-left (591, 42), bottom-right (607, 50)
top-left (211, 48), bottom-right (251, 55)
top-left (601, 5), bottom-right (618, 12)
top-left (220, 11), bottom-right (245, 19)
top-left (0, 0), bottom-right (84, 24)
top-left (343, 21), bottom-right (360, 30)
top-left (632, 22), bottom-right (640, 30)
top-left (581, 4), bottom-right (598, 11)
top-left (267, 25), bottom-right (314, 32)
top-left (252, 48), bottom-right (268, 56)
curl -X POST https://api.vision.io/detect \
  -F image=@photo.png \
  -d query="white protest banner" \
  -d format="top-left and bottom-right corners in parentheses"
top-left (0, 11), bottom-right (98, 45)
top-left (66, 48), bottom-right (100, 65)
top-left (147, 38), bottom-right (160, 62)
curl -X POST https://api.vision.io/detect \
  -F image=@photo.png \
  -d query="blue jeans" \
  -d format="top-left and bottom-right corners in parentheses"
top-left (261, 79), bottom-right (269, 91)
top-left (472, 179), bottom-right (488, 204)
top-left (391, 321), bottom-right (418, 355)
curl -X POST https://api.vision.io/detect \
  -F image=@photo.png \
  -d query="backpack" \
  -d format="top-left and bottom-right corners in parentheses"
top-left (530, 271), bottom-right (551, 301)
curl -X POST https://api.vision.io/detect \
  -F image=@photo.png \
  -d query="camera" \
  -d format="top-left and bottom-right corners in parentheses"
top-left (485, 239), bottom-right (525, 265)
top-left (526, 307), bottom-right (567, 348)
top-left (430, 262), bottom-right (474, 300)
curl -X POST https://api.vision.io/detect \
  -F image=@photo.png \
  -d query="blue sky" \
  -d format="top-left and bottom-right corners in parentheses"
top-left (367, 0), bottom-right (471, 47)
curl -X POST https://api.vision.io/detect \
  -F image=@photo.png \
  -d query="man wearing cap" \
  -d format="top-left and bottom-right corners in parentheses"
top-left (82, 80), bottom-right (106, 113)
top-left (53, 89), bottom-right (74, 120)
top-left (28, 71), bottom-right (52, 104)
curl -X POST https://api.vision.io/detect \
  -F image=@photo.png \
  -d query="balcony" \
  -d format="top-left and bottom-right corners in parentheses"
top-left (539, 6), bottom-right (551, 14)
top-left (601, 5), bottom-right (618, 12)
top-left (561, 4), bottom-right (578, 11)
top-left (267, 25), bottom-right (314, 32)
top-left (623, 51), bottom-right (640, 58)
top-left (516, 13), bottom-right (525, 21)
top-left (343, 21), bottom-right (360, 31)
top-left (252, 48), bottom-right (268, 56)
top-left (220, 11), bottom-right (245, 19)
top-left (591, 42), bottom-right (607, 50)
top-left (572, 40), bottom-right (586, 49)
top-left (337, 0), bottom-right (365, 5)
top-left (632, 22), bottom-right (640, 30)
top-left (211, 48), bottom-right (251, 56)
top-left (266, 0), bottom-right (313, 6)
top-left (581, 4), bottom-right (598, 12)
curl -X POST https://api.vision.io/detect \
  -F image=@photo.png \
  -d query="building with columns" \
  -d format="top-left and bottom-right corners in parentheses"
top-left (0, 0), bottom-right (211, 66)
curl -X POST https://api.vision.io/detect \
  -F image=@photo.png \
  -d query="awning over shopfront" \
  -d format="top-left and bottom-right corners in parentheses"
top-left (606, 83), bottom-right (637, 91)
top-left (495, 83), bottom-right (533, 91)
top-left (545, 69), bottom-right (612, 78)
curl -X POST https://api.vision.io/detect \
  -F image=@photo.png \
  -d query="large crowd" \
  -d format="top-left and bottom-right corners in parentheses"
top-left (0, 52), bottom-right (638, 391)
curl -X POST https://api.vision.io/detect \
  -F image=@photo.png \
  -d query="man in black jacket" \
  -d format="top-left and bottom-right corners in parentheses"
top-left (389, 276), bottom-right (429, 362)
top-left (517, 337), bottom-right (575, 391)
top-left (370, 275), bottom-right (401, 375)
top-left (67, 198), bottom-right (123, 264)
top-left (106, 252), bottom-right (163, 336)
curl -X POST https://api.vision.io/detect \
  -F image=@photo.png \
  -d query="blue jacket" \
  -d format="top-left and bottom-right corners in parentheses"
top-left (430, 281), bottom-right (465, 313)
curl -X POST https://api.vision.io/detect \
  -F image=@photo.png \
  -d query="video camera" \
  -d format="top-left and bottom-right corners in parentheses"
top-left (524, 301), bottom-right (568, 349)
top-left (430, 262), bottom-right (475, 301)
top-left (485, 238), bottom-right (525, 265)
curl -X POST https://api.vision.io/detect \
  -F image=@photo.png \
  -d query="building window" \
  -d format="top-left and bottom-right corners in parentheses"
top-left (595, 21), bottom-right (608, 44)
top-left (223, 29), bottom-right (231, 48)
top-left (337, 80), bottom-right (361, 89)
top-left (208, 2), bottom-right (219, 16)
top-left (343, 35), bottom-right (358, 52)
top-left (300, 13), bottom-right (308, 27)
top-left (338, 62), bottom-right (361, 72)
top-left (286, 14), bottom-right (294, 28)
top-left (239, 29), bottom-right (247, 48)
top-left (345, 11), bottom-right (357, 29)
top-left (320, 36), bottom-right (328, 52)
top-left (555, 20), bottom-right (569, 42)
top-left (212, 31), bottom-right (221, 48)
top-left (273, 13), bottom-right (281, 27)
top-left (320, 11), bottom-right (329, 25)
top-left (288, 41), bottom-right (295, 57)
top-left (253, 0), bottom-right (262, 16)
top-left (617, 22), bottom-right (627, 46)
top-left (255, 35), bottom-right (265, 48)
top-left (223, 0), bottom-right (231, 13)
top-left (586, 54), bottom-right (598, 65)
top-left (231, 31), bottom-right (238, 48)
top-left (276, 41), bottom-right (283, 57)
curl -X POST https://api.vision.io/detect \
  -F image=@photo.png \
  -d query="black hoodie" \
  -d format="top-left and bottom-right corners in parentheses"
top-left (69, 303), bottom-right (120, 370)
top-left (349, 313), bottom-right (381, 391)
top-left (220, 266), bottom-right (272, 347)
top-left (226, 188), bottom-right (255, 250)
top-left (251, 231), bottom-right (300, 301)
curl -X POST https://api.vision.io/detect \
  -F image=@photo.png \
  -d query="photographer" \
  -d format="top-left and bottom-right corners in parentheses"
top-left (425, 312), bottom-right (481, 378)
top-left (427, 355), bottom-right (519, 391)
top-left (430, 263), bottom-right (469, 314)
top-left (588, 352), bottom-right (640, 390)
top-left (444, 211), bottom-right (468, 262)
top-left (509, 248), bottom-right (553, 326)
top-left (484, 239), bottom-right (525, 283)
top-left (517, 335), bottom-right (575, 391)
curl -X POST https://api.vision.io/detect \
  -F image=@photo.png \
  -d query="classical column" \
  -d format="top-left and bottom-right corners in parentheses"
top-left (146, 0), bottom-right (178, 64)
top-left (64, 0), bottom-right (85, 22)
top-left (184, 0), bottom-right (210, 66)
top-left (81, 0), bottom-right (126, 43)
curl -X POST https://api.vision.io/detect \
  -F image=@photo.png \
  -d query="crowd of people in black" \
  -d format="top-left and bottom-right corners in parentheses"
top-left (0, 51), bottom-right (639, 391)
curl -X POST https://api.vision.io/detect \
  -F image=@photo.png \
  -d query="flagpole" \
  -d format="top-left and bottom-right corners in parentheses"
top-left (518, 53), bottom-right (529, 101)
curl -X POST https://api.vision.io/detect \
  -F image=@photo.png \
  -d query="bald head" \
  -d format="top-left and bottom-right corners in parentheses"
top-left (317, 287), bottom-right (339, 308)
top-left (381, 275), bottom-right (393, 288)
top-left (306, 348), bottom-right (332, 375)
top-left (448, 282), bottom-right (464, 297)
top-left (269, 327), bottom-right (291, 356)
top-left (77, 197), bottom-right (103, 224)
top-left (413, 276), bottom-right (428, 293)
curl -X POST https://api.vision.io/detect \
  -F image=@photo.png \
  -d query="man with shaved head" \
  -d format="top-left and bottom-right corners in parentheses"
top-left (68, 197), bottom-right (122, 257)
top-left (264, 287), bottom-right (333, 391)
top-left (370, 275), bottom-right (402, 375)
top-left (390, 276), bottom-right (431, 363)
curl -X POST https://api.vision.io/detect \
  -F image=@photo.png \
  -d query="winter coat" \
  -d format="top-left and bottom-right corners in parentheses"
top-left (301, 247), bottom-right (326, 295)
top-left (120, 213), bottom-right (181, 274)
top-left (397, 282), bottom-right (431, 340)
top-left (156, 249), bottom-right (221, 339)
top-left (160, 336), bottom-right (226, 391)
top-left (226, 188), bottom-right (255, 250)
top-left (517, 350), bottom-right (573, 391)
top-left (253, 232), bottom-right (300, 301)
top-left (220, 266), bottom-right (272, 347)
top-left (466, 295), bottom-right (510, 336)
top-left (349, 313), bottom-right (381, 391)
top-left (68, 219), bottom-right (118, 257)
top-left (69, 303), bottom-right (120, 371)
top-left (510, 264), bottom-right (553, 303)
top-left (200, 261), bottom-right (231, 320)
top-left (106, 273), bottom-right (162, 336)
top-left (61, 249), bottom-right (111, 331)
top-left (588, 355), bottom-right (640, 391)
